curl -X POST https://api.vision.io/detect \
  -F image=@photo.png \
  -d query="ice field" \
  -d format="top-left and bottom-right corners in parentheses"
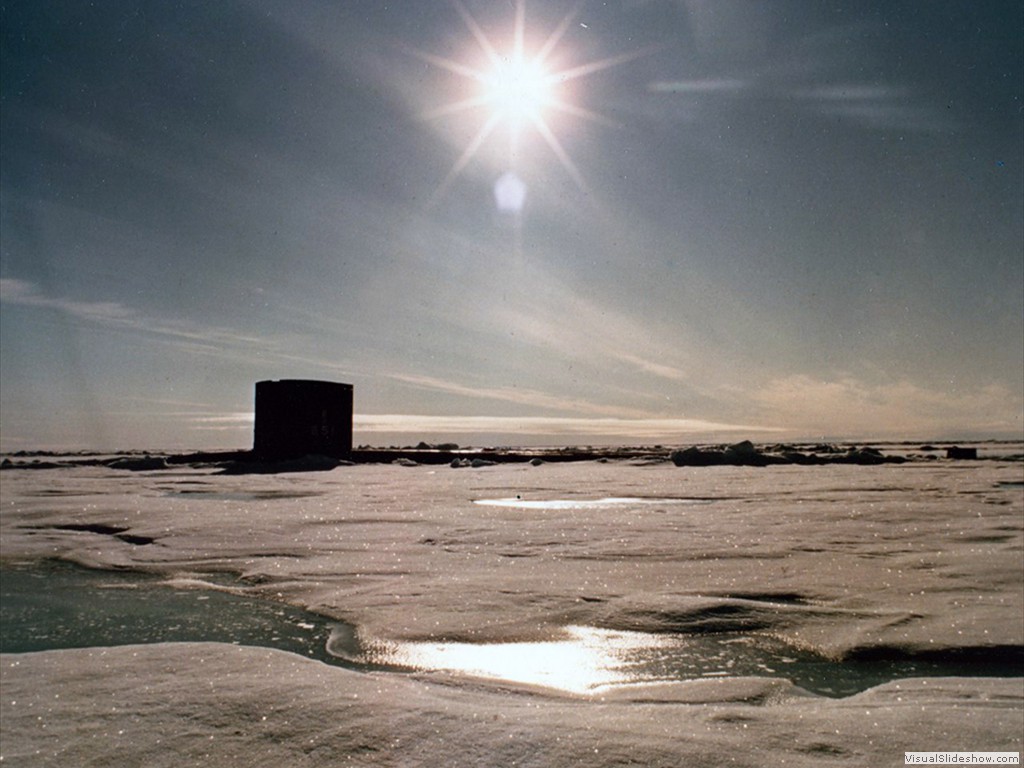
top-left (1, 450), bottom-right (1022, 765)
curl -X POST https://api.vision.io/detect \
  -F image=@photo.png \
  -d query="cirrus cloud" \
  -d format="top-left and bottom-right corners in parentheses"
top-left (752, 374), bottom-right (1023, 438)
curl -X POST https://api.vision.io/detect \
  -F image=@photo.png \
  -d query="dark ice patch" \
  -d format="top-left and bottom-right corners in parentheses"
top-left (22, 523), bottom-right (156, 546)
top-left (165, 488), bottom-right (326, 501)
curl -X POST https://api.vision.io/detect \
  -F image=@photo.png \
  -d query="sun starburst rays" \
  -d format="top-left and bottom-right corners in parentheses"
top-left (416, 1), bottom-right (638, 204)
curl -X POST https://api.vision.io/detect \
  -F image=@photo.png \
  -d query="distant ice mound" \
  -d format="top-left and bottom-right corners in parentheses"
top-left (670, 441), bottom-right (905, 467)
top-left (108, 456), bottom-right (169, 471)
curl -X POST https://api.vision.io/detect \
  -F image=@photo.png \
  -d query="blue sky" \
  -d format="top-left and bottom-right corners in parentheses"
top-left (1, 0), bottom-right (1021, 450)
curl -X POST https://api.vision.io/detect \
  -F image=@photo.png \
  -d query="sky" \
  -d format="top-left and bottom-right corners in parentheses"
top-left (1, 0), bottom-right (1022, 451)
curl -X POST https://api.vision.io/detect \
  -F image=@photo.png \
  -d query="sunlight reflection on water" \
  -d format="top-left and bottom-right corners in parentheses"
top-left (332, 625), bottom-right (679, 693)
top-left (326, 625), bottom-right (816, 694)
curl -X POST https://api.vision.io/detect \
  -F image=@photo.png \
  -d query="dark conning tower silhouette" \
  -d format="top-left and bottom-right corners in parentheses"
top-left (253, 379), bottom-right (353, 459)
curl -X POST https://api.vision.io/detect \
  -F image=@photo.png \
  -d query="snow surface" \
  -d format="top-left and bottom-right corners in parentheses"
top-left (1, 457), bottom-right (1022, 765)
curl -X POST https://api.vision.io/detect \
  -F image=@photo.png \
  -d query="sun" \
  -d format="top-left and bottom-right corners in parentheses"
top-left (482, 54), bottom-right (553, 128)
top-left (413, 1), bottom-right (650, 202)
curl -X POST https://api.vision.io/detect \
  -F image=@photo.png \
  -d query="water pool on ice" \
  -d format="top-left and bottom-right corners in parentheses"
top-left (3, 561), bottom-right (1018, 698)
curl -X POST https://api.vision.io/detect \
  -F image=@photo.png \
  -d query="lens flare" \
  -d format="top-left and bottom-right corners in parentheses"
top-left (493, 171), bottom-right (527, 212)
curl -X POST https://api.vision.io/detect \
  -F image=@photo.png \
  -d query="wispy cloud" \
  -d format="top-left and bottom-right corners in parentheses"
top-left (792, 84), bottom-right (904, 103)
top-left (187, 412), bottom-right (255, 433)
top-left (0, 277), bottom-right (296, 366)
top-left (389, 372), bottom-right (650, 418)
top-left (612, 351), bottom-right (690, 383)
top-left (123, 396), bottom-right (225, 410)
top-left (175, 409), bottom-right (777, 443)
top-left (176, 409), bottom-right (776, 442)
top-left (647, 79), bottom-right (748, 94)
top-left (4, 276), bottom-right (697, 428)
top-left (483, 270), bottom-right (701, 386)
top-left (786, 83), bottom-right (951, 133)
top-left (356, 413), bottom-right (780, 439)
top-left (1, 278), bottom-right (135, 323)
top-left (752, 374), bottom-right (1023, 437)
top-left (189, 413), bottom-right (255, 425)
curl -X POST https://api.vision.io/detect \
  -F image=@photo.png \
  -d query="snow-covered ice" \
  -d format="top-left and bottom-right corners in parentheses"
top-left (1, 454), bottom-right (1022, 765)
